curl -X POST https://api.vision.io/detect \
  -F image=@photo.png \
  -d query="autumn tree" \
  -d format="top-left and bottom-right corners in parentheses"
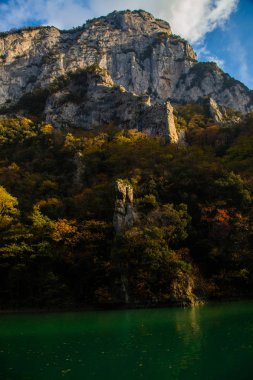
top-left (0, 186), bottom-right (19, 230)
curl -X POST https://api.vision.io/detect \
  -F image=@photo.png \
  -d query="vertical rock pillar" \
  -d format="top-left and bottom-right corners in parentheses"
top-left (207, 97), bottom-right (224, 124)
top-left (113, 179), bottom-right (137, 234)
top-left (166, 101), bottom-right (179, 144)
top-left (113, 179), bottom-right (138, 304)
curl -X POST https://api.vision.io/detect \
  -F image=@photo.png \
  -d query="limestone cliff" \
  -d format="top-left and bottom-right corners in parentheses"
top-left (0, 9), bottom-right (252, 130)
top-left (0, 10), bottom-right (196, 109)
top-left (7, 64), bottom-right (178, 141)
top-left (173, 62), bottom-right (253, 113)
top-left (44, 66), bottom-right (149, 130)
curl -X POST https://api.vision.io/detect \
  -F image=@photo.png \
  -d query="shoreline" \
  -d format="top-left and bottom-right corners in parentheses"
top-left (1, 296), bottom-right (253, 315)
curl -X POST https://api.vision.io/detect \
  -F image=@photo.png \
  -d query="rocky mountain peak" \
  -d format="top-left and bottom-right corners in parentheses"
top-left (95, 9), bottom-right (172, 34)
top-left (0, 9), bottom-right (252, 135)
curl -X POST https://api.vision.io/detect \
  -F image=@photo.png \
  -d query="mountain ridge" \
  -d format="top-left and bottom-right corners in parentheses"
top-left (0, 9), bottom-right (252, 130)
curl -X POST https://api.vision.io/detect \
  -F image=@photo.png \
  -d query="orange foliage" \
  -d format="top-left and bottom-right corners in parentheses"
top-left (51, 219), bottom-right (77, 245)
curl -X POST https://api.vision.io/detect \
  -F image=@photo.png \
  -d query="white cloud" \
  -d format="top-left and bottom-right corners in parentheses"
top-left (206, 56), bottom-right (225, 68)
top-left (227, 36), bottom-right (251, 86)
top-left (0, 0), bottom-right (238, 43)
top-left (0, 0), bottom-right (94, 31)
top-left (195, 45), bottom-right (225, 68)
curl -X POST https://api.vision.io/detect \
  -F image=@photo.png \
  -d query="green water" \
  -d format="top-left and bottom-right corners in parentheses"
top-left (0, 303), bottom-right (253, 380)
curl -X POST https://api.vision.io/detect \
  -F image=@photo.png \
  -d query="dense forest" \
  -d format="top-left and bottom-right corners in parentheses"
top-left (0, 104), bottom-right (253, 309)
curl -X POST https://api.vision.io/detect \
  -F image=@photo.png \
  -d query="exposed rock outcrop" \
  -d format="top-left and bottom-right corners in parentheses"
top-left (113, 179), bottom-right (138, 303)
top-left (206, 97), bottom-right (225, 124)
top-left (44, 66), bottom-right (149, 130)
top-left (173, 62), bottom-right (253, 113)
top-left (170, 274), bottom-right (197, 306)
top-left (10, 65), bottom-right (177, 141)
top-left (0, 10), bottom-right (196, 110)
top-left (113, 179), bottom-right (137, 234)
top-left (0, 9), bottom-right (251, 117)
top-left (73, 151), bottom-right (85, 190)
top-left (0, 9), bottom-right (252, 135)
top-left (140, 101), bottom-right (178, 143)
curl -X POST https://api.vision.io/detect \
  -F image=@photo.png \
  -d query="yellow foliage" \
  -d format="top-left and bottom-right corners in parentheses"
top-left (51, 219), bottom-right (77, 245)
top-left (20, 117), bottom-right (33, 127)
top-left (0, 186), bottom-right (19, 229)
top-left (114, 129), bottom-right (146, 144)
top-left (8, 162), bottom-right (20, 172)
top-left (40, 123), bottom-right (54, 134)
top-left (37, 197), bottom-right (62, 209)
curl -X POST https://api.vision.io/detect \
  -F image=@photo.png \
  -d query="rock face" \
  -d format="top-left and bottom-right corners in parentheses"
top-left (44, 66), bottom-right (148, 130)
top-left (73, 151), bottom-right (85, 190)
top-left (170, 273), bottom-right (197, 306)
top-left (173, 62), bottom-right (253, 113)
top-left (0, 10), bottom-right (196, 109)
top-left (207, 97), bottom-right (225, 124)
top-left (140, 101), bottom-right (178, 143)
top-left (0, 9), bottom-right (252, 130)
top-left (113, 179), bottom-right (137, 234)
top-left (7, 64), bottom-right (176, 141)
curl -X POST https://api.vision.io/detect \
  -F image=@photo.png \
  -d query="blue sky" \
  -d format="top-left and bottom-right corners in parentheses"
top-left (197, 0), bottom-right (253, 89)
top-left (0, 0), bottom-right (252, 89)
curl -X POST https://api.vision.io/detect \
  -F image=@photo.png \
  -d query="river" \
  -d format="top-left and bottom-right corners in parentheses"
top-left (1, 302), bottom-right (253, 379)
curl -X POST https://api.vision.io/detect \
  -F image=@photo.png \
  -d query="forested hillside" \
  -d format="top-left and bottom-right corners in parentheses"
top-left (0, 106), bottom-right (253, 309)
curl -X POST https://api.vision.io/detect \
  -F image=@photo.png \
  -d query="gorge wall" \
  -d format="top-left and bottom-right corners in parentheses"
top-left (0, 9), bottom-right (252, 135)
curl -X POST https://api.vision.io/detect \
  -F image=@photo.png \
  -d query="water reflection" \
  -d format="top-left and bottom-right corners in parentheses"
top-left (0, 303), bottom-right (253, 380)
